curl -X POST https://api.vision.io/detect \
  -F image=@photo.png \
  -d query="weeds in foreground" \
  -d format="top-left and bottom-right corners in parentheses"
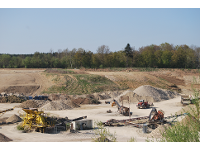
top-left (127, 137), bottom-right (136, 142)
top-left (92, 121), bottom-right (117, 142)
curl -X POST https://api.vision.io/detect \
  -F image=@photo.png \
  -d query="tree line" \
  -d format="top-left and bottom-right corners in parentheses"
top-left (0, 42), bottom-right (200, 69)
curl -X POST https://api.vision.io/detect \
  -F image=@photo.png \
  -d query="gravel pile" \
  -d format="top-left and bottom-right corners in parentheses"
top-left (6, 114), bottom-right (22, 124)
top-left (0, 133), bottom-right (12, 142)
top-left (17, 100), bottom-right (39, 108)
top-left (40, 99), bottom-right (80, 111)
top-left (133, 85), bottom-right (177, 102)
top-left (0, 95), bottom-right (25, 103)
top-left (147, 124), bottom-right (170, 139)
top-left (17, 99), bottom-right (80, 111)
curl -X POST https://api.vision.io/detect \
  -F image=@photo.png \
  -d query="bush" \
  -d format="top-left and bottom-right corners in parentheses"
top-left (17, 124), bottom-right (24, 130)
top-left (92, 121), bottom-right (116, 142)
top-left (160, 88), bottom-right (200, 142)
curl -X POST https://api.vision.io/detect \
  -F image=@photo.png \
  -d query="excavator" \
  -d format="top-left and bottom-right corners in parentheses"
top-left (148, 107), bottom-right (166, 128)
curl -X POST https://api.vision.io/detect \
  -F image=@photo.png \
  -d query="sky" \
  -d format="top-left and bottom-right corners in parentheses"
top-left (0, 1), bottom-right (200, 54)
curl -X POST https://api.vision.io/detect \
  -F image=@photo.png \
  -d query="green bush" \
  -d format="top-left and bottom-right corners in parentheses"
top-left (17, 124), bottom-right (24, 130)
top-left (160, 88), bottom-right (200, 142)
top-left (92, 121), bottom-right (116, 142)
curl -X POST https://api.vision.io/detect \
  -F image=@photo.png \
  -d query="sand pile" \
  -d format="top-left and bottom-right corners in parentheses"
top-left (40, 99), bottom-right (80, 111)
top-left (17, 99), bottom-right (80, 111)
top-left (133, 85), bottom-right (177, 102)
top-left (0, 133), bottom-right (12, 142)
top-left (0, 117), bottom-right (8, 125)
top-left (17, 100), bottom-right (39, 108)
top-left (6, 114), bottom-right (22, 124)
top-left (147, 124), bottom-right (170, 139)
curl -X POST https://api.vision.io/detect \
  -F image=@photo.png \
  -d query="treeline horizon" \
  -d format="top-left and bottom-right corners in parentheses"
top-left (0, 42), bottom-right (200, 69)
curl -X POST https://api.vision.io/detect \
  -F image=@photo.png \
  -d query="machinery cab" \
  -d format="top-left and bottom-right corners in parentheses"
top-left (139, 100), bottom-right (145, 103)
top-left (138, 99), bottom-right (145, 106)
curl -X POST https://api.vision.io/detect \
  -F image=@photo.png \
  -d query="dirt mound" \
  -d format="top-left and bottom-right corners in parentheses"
top-left (93, 91), bottom-right (123, 100)
top-left (71, 97), bottom-right (100, 105)
top-left (0, 133), bottom-right (12, 142)
top-left (123, 91), bottom-right (155, 103)
top-left (48, 94), bottom-right (71, 101)
top-left (0, 95), bottom-right (25, 103)
top-left (133, 85), bottom-right (177, 102)
top-left (4, 85), bottom-right (40, 95)
top-left (17, 100), bottom-right (39, 108)
top-left (6, 114), bottom-right (22, 123)
top-left (0, 117), bottom-right (8, 125)
top-left (40, 99), bottom-right (80, 111)
top-left (147, 124), bottom-right (170, 139)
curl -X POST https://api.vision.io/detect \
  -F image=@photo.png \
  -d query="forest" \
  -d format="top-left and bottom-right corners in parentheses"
top-left (0, 43), bottom-right (200, 69)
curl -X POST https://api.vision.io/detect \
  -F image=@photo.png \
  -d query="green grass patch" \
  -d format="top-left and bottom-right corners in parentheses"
top-left (44, 74), bottom-right (121, 95)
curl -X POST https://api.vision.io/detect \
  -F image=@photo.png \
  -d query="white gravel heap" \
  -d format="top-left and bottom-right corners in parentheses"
top-left (133, 85), bottom-right (177, 102)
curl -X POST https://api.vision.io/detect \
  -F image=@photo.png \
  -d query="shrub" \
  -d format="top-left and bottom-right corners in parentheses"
top-left (92, 121), bottom-right (116, 142)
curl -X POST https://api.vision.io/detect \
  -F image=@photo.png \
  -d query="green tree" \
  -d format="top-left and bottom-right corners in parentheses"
top-left (23, 56), bottom-right (32, 68)
top-left (140, 45), bottom-right (156, 67)
top-left (161, 50), bottom-right (173, 68)
top-left (124, 43), bottom-right (133, 57)
top-left (96, 45), bottom-right (110, 68)
top-left (154, 49), bottom-right (163, 68)
top-left (171, 45), bottom-right (187, 68)
top-left (0, 54), bottom-right (11, 68)
top-left (74, 48), bottom-right (84, 68)
top-left (82, 51), bottom-right (93, 68)
top-left (160, 42), bottom-right (174, 51)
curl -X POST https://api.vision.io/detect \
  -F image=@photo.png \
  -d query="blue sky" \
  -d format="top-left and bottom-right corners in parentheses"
top-left (0, 2), bottom-right (200, 54)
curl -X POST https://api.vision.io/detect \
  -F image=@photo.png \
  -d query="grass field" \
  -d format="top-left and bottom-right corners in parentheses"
top-left (43, 73), bottom-right (121, 95)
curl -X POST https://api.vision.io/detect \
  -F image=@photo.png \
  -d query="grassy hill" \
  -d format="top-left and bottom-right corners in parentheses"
top-left (42, 68), bottom-right (200, 95)
top-left (43, 72), bottom-right (122, 95)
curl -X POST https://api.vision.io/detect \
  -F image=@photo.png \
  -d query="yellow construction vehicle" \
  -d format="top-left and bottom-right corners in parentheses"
top-left (22, 108), bottom-right (56, 133)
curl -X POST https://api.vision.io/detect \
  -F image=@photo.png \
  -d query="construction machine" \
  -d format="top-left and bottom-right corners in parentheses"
top-left (136, 100), bottom-right (153, 109)
top-left (111, 99), bottom-right (131, 116)
top-left (22, 108), bottom-right (87, 133)
top-left (22, 108), bottom-right (56, 133)
top-left (148, 107), bottom-right (164, 123)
